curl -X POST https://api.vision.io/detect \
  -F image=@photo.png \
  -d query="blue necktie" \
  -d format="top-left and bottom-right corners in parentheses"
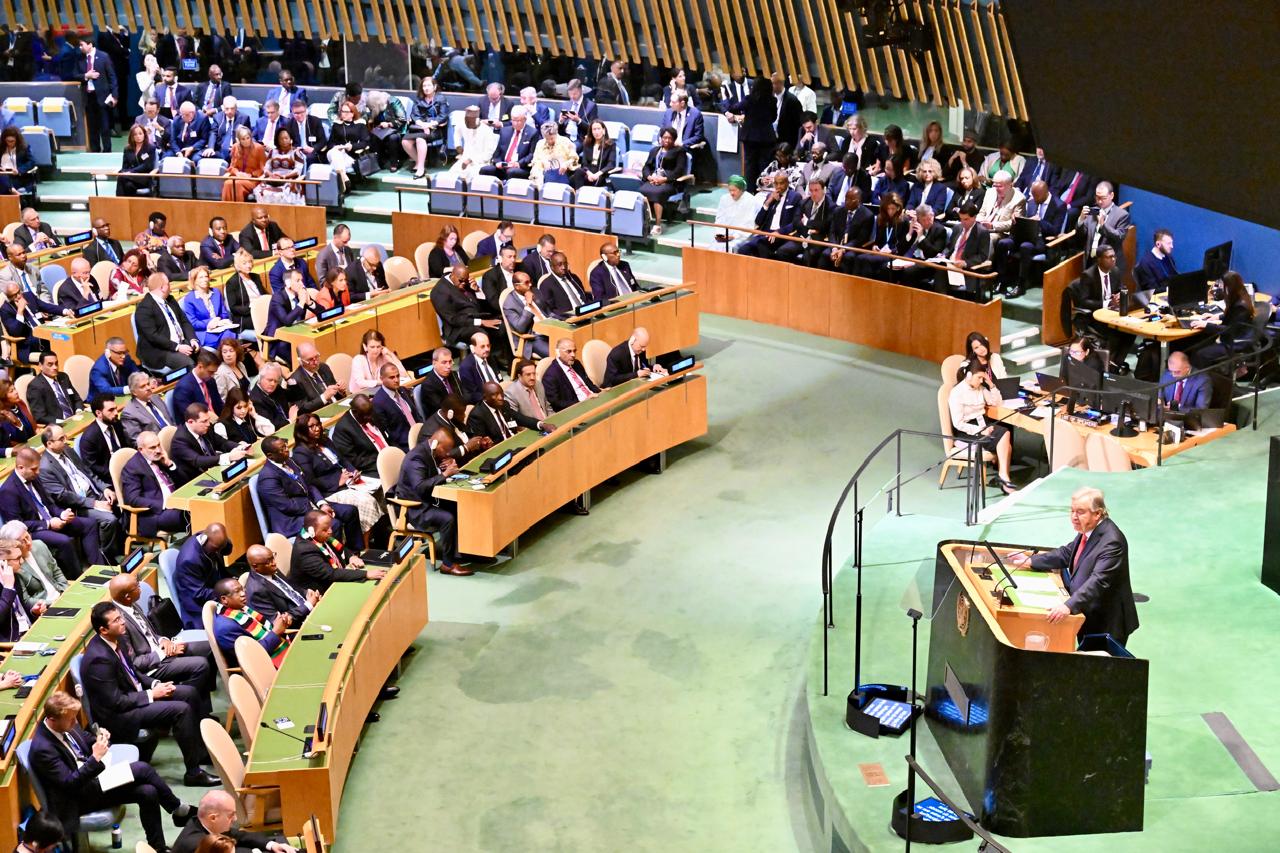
top-left (25, 480), bottom-right (51, 521)
top-left (149, 401), bottom-right (168, 427)
top-left (100, 240), bottom-right (118, 263)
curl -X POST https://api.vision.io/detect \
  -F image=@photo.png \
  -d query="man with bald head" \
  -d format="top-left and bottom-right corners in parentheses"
top-left (430, 262), bottom-right (503, 350)
top-left (244, 543), bottom-right (318, 623)
top-left (172, 789), bottom-right (293, 853)
top-left (237, 206), bottom-right (287, 260)
top-left (134, 271), bottom-right (199, 370)
top-left (466, 381), bottom-right (553, 444)
top-left (603, 327), bottom-right (667, 387)
top-left (171, 523), bottom-right (233, 629)
top-left (331, 393), bottom-right (389, 477)
top-left (56, 258), bottom-right (102, 312)
top-left (0, 243), bottom-right (64, 311)
top-left (396, 428), bottom-right (469, 576)
top-left (289, 340), bottom-right (346, 413)
top-left (0, 447), bottom-right (103, 578)
top-left (81, 217), bottom-right (125, 267)
top-left (107, 573), bottom-right (214, 707)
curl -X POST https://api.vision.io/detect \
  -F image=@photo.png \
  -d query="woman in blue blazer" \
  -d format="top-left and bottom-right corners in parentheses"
top-left (0, 127), bottom-right (37, 196)
top-left (181, 266), bottom-right (238, 348)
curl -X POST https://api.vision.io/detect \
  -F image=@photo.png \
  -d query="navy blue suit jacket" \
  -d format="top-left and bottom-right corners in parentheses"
top-left (475, 234), bottom-right (513, 263)
top-left (268, 259), bottom-right (315, 293)
top-left (754, 189), bottom-right (805, 236)
top-left (1022, 195), bottom-right (1068, 242)
top-left (589, 260), bottom-right (640, 302)
top-left (264, 286), bottom-right (314, 336)
top-left (372, 386), bottom-right (422, 450)
top-left (490, 124), bottom-right (538, 168)
top-left (77, 49), bottom-right (118, 103)
top-left (171, 372), bottom-right (223, 422)
top-left (167, 114), bottom-right (211, 155)
top-left (172, 533), bottom-right (229, 629)
top-left (1133, 250), bottom-right (1178, 292)
top-left (211, 112), bottom-right (252, 157)
top-left (29, 722), bottom-right (105, 832)
top-left (257, 460), bottom-right (324, 538)
top-left (88, 353), bottom-right (138, 399)
top-left (660, 106), bottom-right (706, 148)
top-left (1158, 370), bottom-right (1212, 411)
top-left (1015, 157), bottom-right (1059, 193)
top-left (906, 181), bottom-right (949, 212)
top-left (0, 474), bottom-right (58, 534)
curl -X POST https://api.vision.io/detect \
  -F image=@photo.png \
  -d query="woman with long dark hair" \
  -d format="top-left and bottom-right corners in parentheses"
top-left (958, 331), bottom-right (1007, 381)
top-left (570, 120), bottom-right (616, 189)
top-left (291, 412), bottom-right (384, 543)
top-left (640, 127), bottom-right (687, 237)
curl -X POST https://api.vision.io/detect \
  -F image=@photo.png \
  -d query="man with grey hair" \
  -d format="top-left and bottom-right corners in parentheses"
top-left (1011, 487), bottom-right (1139, 645)
top-left (480, 103), bottom-right (536, 180)
top-left (250, 361), bottom-right (294, 430)
top-left (899, 204), bottom-right (951, 290)
top-left (0, 520), bottom-right (66, 608)
top-left (167, 102), bottom-right (209, 163)
top-left (13, 207), bottom-right (59, 251)
top-left (518, 85), bottom-right (551, 127)
top-left (478, 81), bottom-right (506, 128)
top-left (121, 372), bottom-right (174, 443)
top-left (37, 423), bottom-right (118, 559)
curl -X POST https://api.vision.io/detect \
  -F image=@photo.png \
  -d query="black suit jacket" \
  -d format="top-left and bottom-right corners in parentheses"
top-left (29, 722), bottom-right (109, 833)
top-left (79, 419), bottom-right (129, 484)
top-left (536, 273), bottom-right (590, 320)
top-left (134, 292), bottom-right (197, 365)
top-left (430, 280), bottom-right (489, 347)
top-left (170, 425), bottom-right (236, 485)
top-left (602, 341), bottom-right (651, 387)
top-left (12, 223), bottom-right (59, 250)
top-left (57, 276), bottom-right (100, 311)
top-left (288, 538), bottom-right (366, 596)
top-left (945, 223), bottom-right (992, 267)
top-left (415, 370), bottom-right (466, 419)
top-left (902, 222), bottom-right (950, 260)
top-left (245, 570), bottom-right (310, 623)
top-left (331, 412), bottom-right (381, 477)
top-left (1070, 264), bottom-right (1124, 313)
top-left (1030, 517), bottom-right (1139, 644)
top-left (396, 441), bottom-right (449, 527)
top-left (826, 204), bottom-right (874, 248)
top-left (541, 358), bottom-right (600, 413)
top-left (80, 634), bottom-right (155, 737)
top-left (26, 372), bottom-right (84, 425)
top-left (172, 817), bottom-right (278, 853)
top-left (292, 441), bottom-right (347, 496)
top-left (249, 384), bottom-right (291, 431)
top-left (81, 237), bottom-right (125, 267)
top-left (372, 386), bottom-right (422, 450)
top-left (347, 261), bottom-right (386, 297)
top-left (466, 400), bottom-right (538, 443)
top-left (288, 363), bottom-right (341, 413)
top-left (224, 271), bottom-right (266, 330)
top-left (588, 260), bottom-right (639, 302)
top-left (155, 249), bottom-right (197, 282)
top-left (237, 220), bottom-right (287, 259)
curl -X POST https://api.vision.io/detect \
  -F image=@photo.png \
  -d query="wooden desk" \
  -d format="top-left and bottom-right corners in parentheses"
top-left (928, 542), bottom-right (1147, 837)
top-left (87, 197), bottom-right (326, 251)
top-left (243, 552), bottom-right (428, 839)
top-left (273, 283), bottom-right (443, 363)
top-left (533, 287), bottom-right (699, 356)
top-left (0, 559), bottom-right (156, 852)
top-left (992, 395), bottom-right (1237, 468)
top-left (0, 397), bottom-right (129, 481)
top-left (435, 372), bottom-right (708, 557)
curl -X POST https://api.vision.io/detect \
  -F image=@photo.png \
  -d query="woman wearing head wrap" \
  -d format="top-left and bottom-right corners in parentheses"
top-left (712, 175), bottom-right (762, 253)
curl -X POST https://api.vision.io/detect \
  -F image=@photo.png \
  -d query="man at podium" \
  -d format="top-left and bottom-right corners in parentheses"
top-left (1011, 487), bottom-right (1139, 645)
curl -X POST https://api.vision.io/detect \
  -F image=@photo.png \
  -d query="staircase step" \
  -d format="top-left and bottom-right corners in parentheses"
top-left (1000, 323), bottom-right (1039, 352)
top-left (1003, 344), bottom-right (1061, 372)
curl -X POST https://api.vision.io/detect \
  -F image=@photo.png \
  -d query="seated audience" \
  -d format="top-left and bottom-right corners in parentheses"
top-left (571, 120), bottom-right (617, 189)
top-left (917, 120), bottom-right (947, 166)
top-left (506, 359), bottom-right (550, 422)
top-left (457, 331), bottom-right (506, 404)
top-left (854, 192), bottom-right (908, 280)
top-left (0, 520), bottom-right (67, 608)
top-left (1, 244), bottom-right (60, 308)
top-left (945, 167), bottom-right (984, 221)
top-left (331, 394), bottom-right (388, 477)
top-left (285, 100), bottom-right (326, 166)
top-left (875, 124), bottom-right (917, 174)
top-left (590, 242), bottom-right (641, 300)
top-left (80, 394), bottom-right (128, 484)
top-left (416, 347), bottom-right (467, 416)
top-left (422, 394), bottom-right (491, 463)
top-left (467, 380), bottom-right (554, 442)
top-left (366, 90), bottom-right (409, 171)
top-left (81, 601), bottom-right (218, 785)
top-left (89, 336), bottom-right (139, 400)
top-left (323, 99), bottom-right (372, 190)
top-left (1068, 246), bottom-right (1132, 372)
top-left (116, 123), bottom-right (158, 196)
top-left (820, 187), bottom-right (873, 274)
top-left (775, 179), bottom-right (832, 266)
top-left (1133, 228), bottom-right (1178, 292)
top-left (245, 543), bottom-right (318, 623)
top-left (11, 207), bottom-right (57, 251)
top-left (402, 76), bottom-right (448, 178)
top-left (949, 365), bottom-right (1017, 494)
top-left (107, 573), bottom-right (213, 705)
top-left (121, 373), bottom-right (172, 443)
top-left (264, 267), bottom-right (317, 363)
top-left (173, 349), bottom-right (226, 417)
top-left (215, 387), bottom-right (271, 444)
top-left (535, 252), bottom-right (591, 320)
top-left (11, 805), bottom-right (64, 853)
top-left (288, 341), bottom-right (346, 413)
top-left (796, 142), bottom-right (838, 189)
top-left (171, 523), bottom-right (233, 627)
top-left (907, 158), bottom-right (948, 211)
top-left (1185, 270), bottom-right (1256, 366)
top-left (171, 402), bottom-right (249, 485)
top-left (937, 204), bottom-right (993, 297)
top-left (173, 790), bottom-right (295, 853)
top-left (0, 448), bottom-right (102, 577)
top-left (82, 217), bottom-right (125, 267)
top-left (0, 539), bottom-right (36, 640)
top-left (259, 436), bottom-right (361, 543)
top-left (979, 142), bottom-right (1024, 185)
top-left (737, 173), bottom-right (802, 260)
top-left (347, 245), bottom-right (389, 297)
top-left (314, 268), bottom-right (355, 310)
top-left (255, 129), bottom-right (306, 205)
top-left (870, 155), bottom-right (909, 205)
top-left (542, 338), bottom-right (600, 413)
top-left (315, 223), bottom-right (358, 283)
top-left (713, 175), bottom-right (761, 254)
top-left (1076, 182), bottom-right (1130, 274)
top-left (481, 104), bottom-right (537, 181)
top-left (110, 248), bottom-right (149, 300)
top-left (210, 577), bottom-right (290, 668)
top-left (755, 142), bottom-right (801, 194)
top-left (1159, 351), bottom-right (1212, 411)
top-left (237, 207), bottom-right (286, 259)
top-left (120, 430), bottom-right (190, 539)
top-left (529, 121), bottom-right (580, 186)
top-left (182, 266), bottom-right (238, 347)
top-left (0, 127), bottom-right (36, 197)
top-left (1005, 179), bottom-right (1068, 297)
top-left (447, 105), bottom-right (497, 182)
top-left (603, 328), bottom-right (666, 387)
top-left (56, 257), bottom-right (101, 311)
top-left (224, 247), bottom-right (266, 338)
top-left (27, 352), bottom-right (84, 425)
top-left (136, 272), bottom-right (200, 370)
top-left (427, 224), bottom-right (471, 279)
top-left (0, 378), bottom-right (35, 450)
top-left (292, 412), bottom-right (383, 539)
top-left (213, 338), bottom-right (255, 400)
top-left (249, 362), bottom-right (294, 430)
top-left (132, 210), bottom-right (168, 252)
top-left (267, 236), bottom-right (316, 292)
top-left (432, 263), bottom-right (503, 346)
top-left (521, 234), bottom-right (558, 282)
top-left (289, 510), bottom-right (384, 596)
top-left (1015, 146), bottom-right (1058, 193)
top-left (29, 691), bottom-right (196, 853)
top-left (896, 204), bottom-right (951, 290)
top-left (640, 127), bottom-right (688, 236)
top-left (395, 428), bottom-right (468, 576)
top-left (37, 423), bottom-right (117, 556)
top-left (349, 329), bottom-right (408, 396)
top-left (167, 102), bottom-right (210, 164)
top-left (959, 331), bottom-right (1007, 381)
top-left (199, 216), bottom-right (240, 269)
top-left (371, 363), bottom-right (423, 450)
top-left (155, 234), bottom-right (196, 282)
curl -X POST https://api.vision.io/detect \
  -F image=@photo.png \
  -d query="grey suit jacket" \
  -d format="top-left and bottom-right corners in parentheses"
top-left (0, 264), bottom-right (53, 302)
top-left (314, 243), bottom-right (358, 282)
top-left (16, 541), bottom-right (67, 608)
top-left (121, 397), bottom-right (173, 444)
top-left (502, 291), bottom-right (546, 359)
top-left (37, 448), bottom-right (108, 512)
top-left (1079, 204), bottom-right (1131, 269)
top-left (503, 379), bottom-right (548, 421)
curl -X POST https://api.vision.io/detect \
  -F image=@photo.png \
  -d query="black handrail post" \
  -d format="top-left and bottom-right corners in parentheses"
top-left (852, 505), bottom-right (864, 690)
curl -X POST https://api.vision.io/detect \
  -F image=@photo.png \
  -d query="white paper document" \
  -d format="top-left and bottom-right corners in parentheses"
top-left (97, 757), bottom-right (136, 791)
top-left (716, 115), bottom-right (739, 154)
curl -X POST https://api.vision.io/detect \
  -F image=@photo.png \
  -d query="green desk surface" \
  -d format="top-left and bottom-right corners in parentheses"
top-left (0, 397), bottom-right (130, 481)
top-left (436, 374), bottom-right (695, 494)
top-left (249, 563), bottom-right (409, 771)
top-left (166, 400), bottom-right (349, 506)
top-left (533, 287), bottom-right (694, 331)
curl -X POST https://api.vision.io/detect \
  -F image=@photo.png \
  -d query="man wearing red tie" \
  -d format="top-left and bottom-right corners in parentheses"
top-left (332, 395), bottom-right (392, 478)
top-left (1010, 487), bottom-right (1138, 646)
top-left (77, 40), bottom-right (118, 153)
top-left (541, 338), bottom-right (600, 413)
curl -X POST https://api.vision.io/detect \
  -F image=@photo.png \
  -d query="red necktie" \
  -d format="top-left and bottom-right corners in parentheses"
top-left (952, 228), bottom-right (970, 261)
top-left (504, 130), bottom-right (520, 164)
top-left (201, 380), bottom-right (213, 410)
top-left (1173, 380), bottom-right (1184, 405)
top-left (362, 423), bottom-right (387, 450)
top-left (565, 363), bottom-right (591, 399)
top-left (1062, 173), bottom-right (1083, 205)
top-left (526, 387), bottom-right (545, 420)
top-left (1072, 534), bottom-right (1088, 569)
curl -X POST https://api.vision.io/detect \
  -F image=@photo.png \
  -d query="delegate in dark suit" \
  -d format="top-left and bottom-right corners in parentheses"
top-left (0, 472), bottom-right (101, 578)
top-left (588, 259), bottom-right (640, 301)
top-left (194, 80), bottom-right (234, 115)
top-left (936, 222), bottom-right (993, 296)
top-left (1007, 194), bottom-right (1068, 289)
top-left (11, 222), bottom-right (59, 251)
top-left (1029, 516), bottom-right (1139, 645)
top-left (119, 450), bottom-right (189, 538)
top-left (171, 815), bottom-right (284, 853)
top-left (737, 188), bottom-right (804, 259)
top-left (1157, 369), bottom-right (1211, 411)
top-left (81, 236), bottom-right (126, 267)
top-left (480, 123), bottom-right (538, 179)
top-left (602, 339), bottom-right (652, 387)
top-left (372, 385), bottom-right (422, 450)
top-left (115, 597), bottom-right (212, 693)
top-left (134, 291), bottom-right (199, 371)
top-left (0, 582), bottom-right (31, 642)
top-left (27, 371), bottom-right (84, 425)
top-left (263, 286), bottom-right (315, 363)
top-left (224, 270), bottom-right (266, 332)
top-left (0, 300), bottom-right (48, 364)
top-left (430, 279), bottom-right (490, 347)
top-left (257, 460), bottom-right (359, 543)
top-left (415, 370), bottom-right (466, 419)
top-left (287, 362), bottom-right (340, 414)
top-left (167, 113), bottom-right (211, 161)
top-left (56, 275), bottom-right (101, 312)
top-left (394, 441), bottom-right (459, 566)
top-left (171, 371), bottom-right (223, 421)
top-left (79, 418), bottom-right (129, 485)
top-left (1069, 263), bottom-right (1134, 366)
top-left (28, 718), bottom-right (187, 852)
top-left (238, 220), bottom-right (287, 259)
top-left (821, 203), bottom-right (875, 272)
top-left (155, 247), bottom-right (197, 282)
top-left (1015, 157), bottom-right (1058, 194)
top-left (169, 425), bottom-right (237, 485)
top-left (199, 234), bottom-right (239, 270)
top-left (541, 358), bottom-right (600, 413)
top-left (245, 570), bottom-right (311, 623)
top-left (77, 46), bottom-right (118, 152)
top-left (79, 632), bottom-right (210, 771)
top-left (535, 272), bottom-right (591, 320)
top-left (288, 537), bottom-right (367, 596)
top-left (1078, 205), bottom-right (1132, 273)
top-left (330, 411), bottom-right (382, 477)
top-left (466, 397), bottom-right (540, 443)
top-left (209, 111), bottom-right (252, 158)
top-left (897, 221), bottom-right (953, 290)
top-left (171, 533), bottom-right (230, 629)
top-left (775, 195), bottom-right (833, 266)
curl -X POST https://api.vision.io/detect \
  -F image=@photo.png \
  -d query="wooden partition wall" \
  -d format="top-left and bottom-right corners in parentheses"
top-left (17, 1), bottom-right (1027, 117)
top-left (683, 247), bottom-right (1001, 364)
top-left (391, 212), bottom-right (615, 283)
top-left (0, 196), bottom-right (19, 229)
top-left (1040, 225), bottom-right (1137, 347)
top-left (87, 197), bottom-right (327, 248)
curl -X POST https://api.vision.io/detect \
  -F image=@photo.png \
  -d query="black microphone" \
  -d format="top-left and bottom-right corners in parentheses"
top-left (259, 721), bottom-right (315, 758)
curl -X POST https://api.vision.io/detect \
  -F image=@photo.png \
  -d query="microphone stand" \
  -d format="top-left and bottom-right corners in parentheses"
top-left (260, 721), bottom-right (315, 759)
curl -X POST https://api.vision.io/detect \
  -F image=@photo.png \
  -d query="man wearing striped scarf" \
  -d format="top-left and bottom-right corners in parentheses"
top-left (211, 577), bottom-right (292, 668)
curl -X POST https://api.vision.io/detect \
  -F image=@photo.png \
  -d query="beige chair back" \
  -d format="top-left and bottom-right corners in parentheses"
top-left (535, 354), bottom-right (555, 401)
top-left (226, 673), bottom-right (262, 749)
top-left (64, 354), bottom-right (94, 400)
top-left (937, 384), bottom-right (959, 458)
top-left (158, 424), bottom-right (177, 458)
top-left (249, 294), bottom-right (273, 335)
top-left (941, 354), bottom-right (965, 388)
top-left (13, 374), bottom-right (32, 410)
top-left (91, 261), bottom-right (117, 296)
top-left (136, 842), bottom-right (158, 853)
top-left (461, 229), bottom-right (488, 258)
top-left (1046, 420), bottom-right (1089, 472)
top-left (0, 222), bottom-right (19, 243)
top-left (200, 718), bottom-right (250, 823)
top-left (109, 447), bottom-right (136, 498)
top-left (265, 532), bottom-right (293, 577)
top-left (203, 599), bottom-right (239, 690)
top-left (383, 256), bottom-right (416, 289)
top-left (234, 635), bottom-right (278, 704)
top-left (581, 339), bottom-right (610, 387)
top-left (585, 258), bottom-right (601, 291)
top-left (413, 241), bottom-right (434, 280)
top-left (325, 352), bottom-right (352, 388)
top-left (376, 445), bottom-right (406, 491)
top-left (1085, 432), bottom-right (1131, 472)
top-left (407, 422), bottom-right (423, 449)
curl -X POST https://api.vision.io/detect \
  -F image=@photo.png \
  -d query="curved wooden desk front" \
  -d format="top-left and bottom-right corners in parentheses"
top-left (272, 281), bottom-right (444, 364)
top-left (533, 286), bottom-right (700, 356)
top-left (243, 551), bottom-right (429, 839)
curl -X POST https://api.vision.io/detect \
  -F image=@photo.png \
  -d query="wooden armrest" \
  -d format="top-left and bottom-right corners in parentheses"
top-left (119, 504), bottom-right (150, 514)
top-left (676, 174), bottom-right (696, 183)
top-left (513, 331), bottom-right (536, 341)
top-left (1046, 228), bottom-right (1078, 247)
top-left (387, 497), bottom-right (422, 508)
top-left (970, 260), bottom-right (993, 271)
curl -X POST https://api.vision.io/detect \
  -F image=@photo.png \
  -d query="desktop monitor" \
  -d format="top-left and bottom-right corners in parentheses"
top-left (1203, 241), bottom-right (1233, 280)
top-left (1166, 269), bottom-right (1207, 310)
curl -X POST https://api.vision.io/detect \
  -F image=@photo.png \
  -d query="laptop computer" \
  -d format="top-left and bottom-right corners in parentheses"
top-left (1011, 216), bottom-right (1041, 246)
top-left (1035, 372), bottom-right (1065, 393)
top-left (994, 376), bottom-right (1024, 407)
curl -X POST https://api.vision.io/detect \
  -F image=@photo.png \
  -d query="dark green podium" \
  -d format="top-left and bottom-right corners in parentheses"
top-left (924, 541), bottom-right (1148, 837)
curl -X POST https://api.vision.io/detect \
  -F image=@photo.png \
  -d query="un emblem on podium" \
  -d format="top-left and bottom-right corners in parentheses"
top-left (956, 592), bottom-right (971, 637)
